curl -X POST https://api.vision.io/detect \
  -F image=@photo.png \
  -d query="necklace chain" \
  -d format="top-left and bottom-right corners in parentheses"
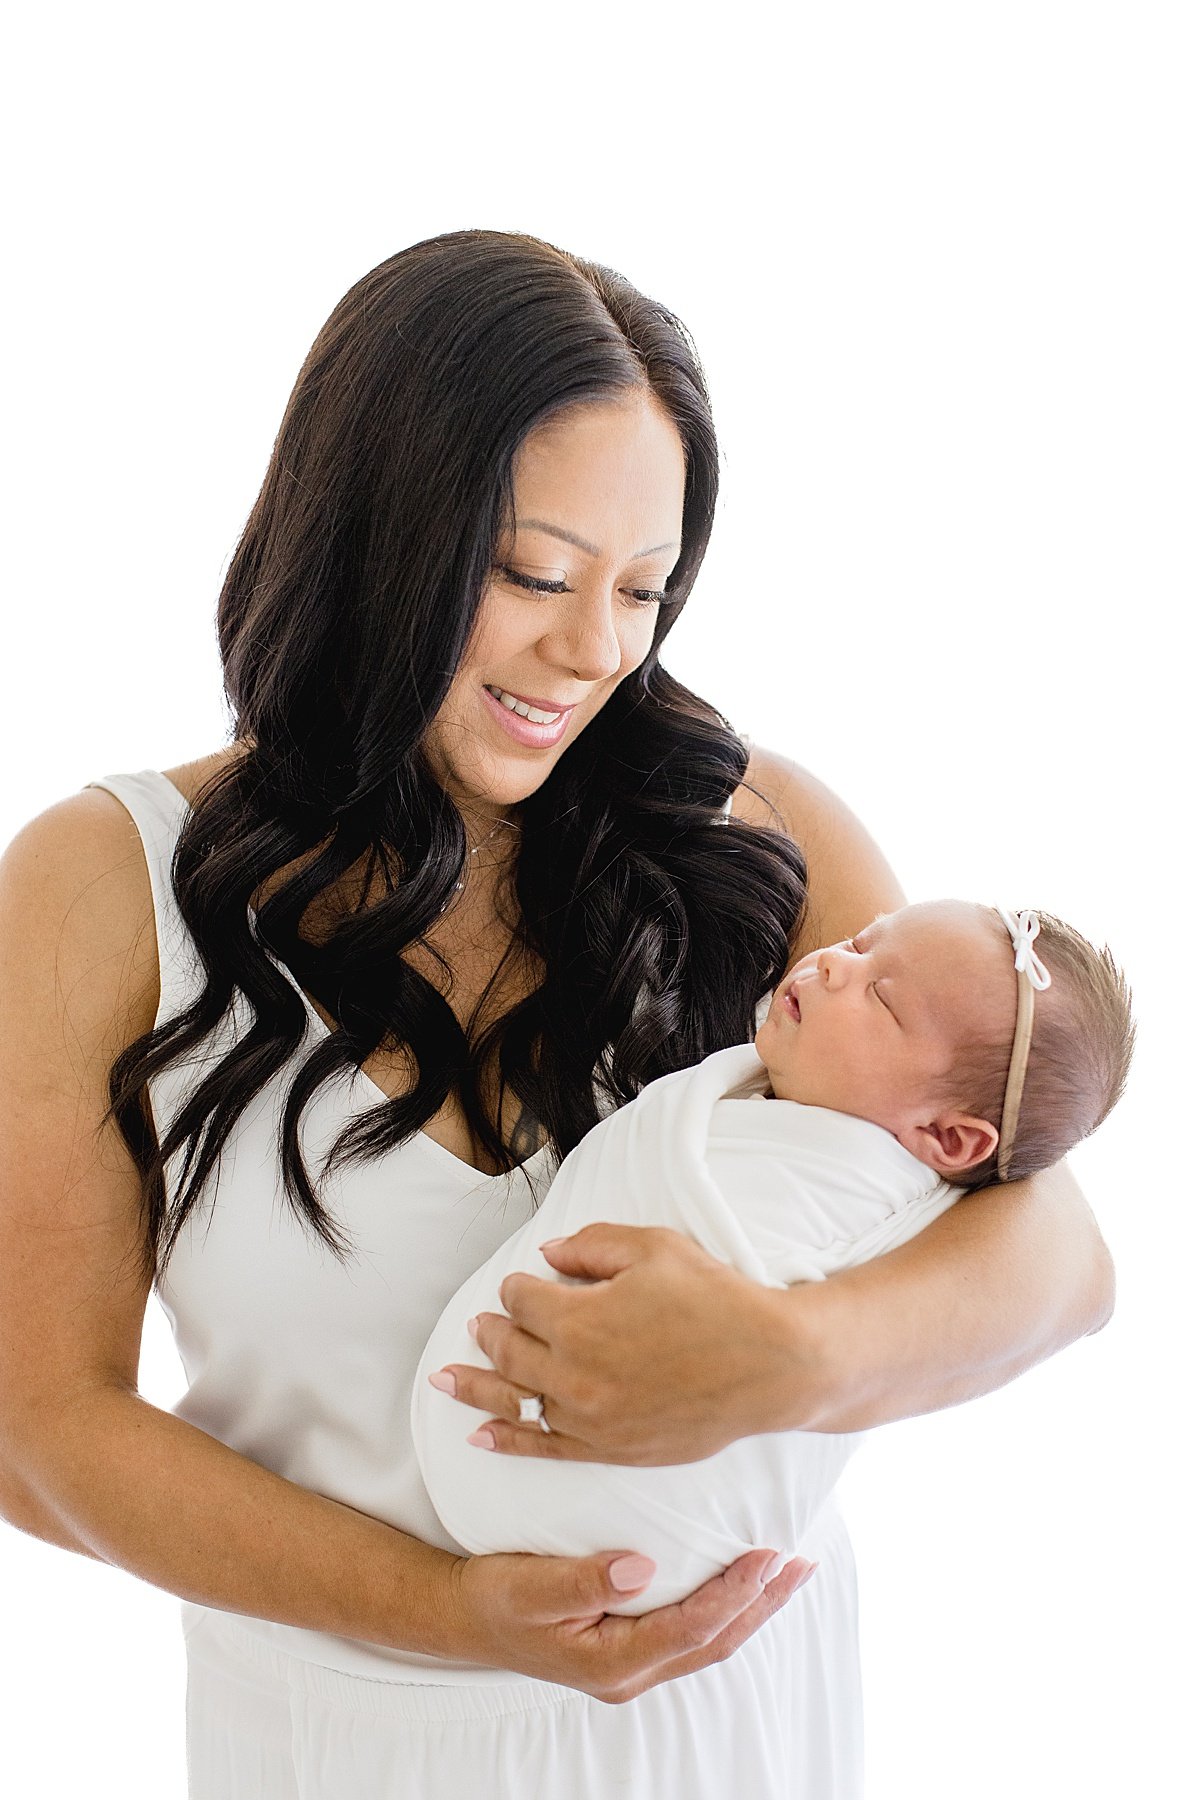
top-left (446, 816), bottom-right (519, 904)
top-left (466, 816), bottom-right (519, 859)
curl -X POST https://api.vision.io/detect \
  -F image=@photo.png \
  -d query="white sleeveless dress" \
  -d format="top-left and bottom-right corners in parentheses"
top-left (91, 770), bottom-right (865, 1800)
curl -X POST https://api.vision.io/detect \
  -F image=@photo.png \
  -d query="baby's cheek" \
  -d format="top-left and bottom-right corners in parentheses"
top-left (758, 1038), bottom-right (805, 1105)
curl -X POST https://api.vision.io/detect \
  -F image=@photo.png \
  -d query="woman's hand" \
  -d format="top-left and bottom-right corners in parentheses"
top-left (445, 1543), bottom-right (816, 1703)
top-left (432, 1224), bottom-right (816, 1465)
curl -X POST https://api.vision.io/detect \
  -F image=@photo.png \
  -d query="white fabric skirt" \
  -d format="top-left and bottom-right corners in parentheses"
top-left (182, 1506), bottom-right (864, 1799)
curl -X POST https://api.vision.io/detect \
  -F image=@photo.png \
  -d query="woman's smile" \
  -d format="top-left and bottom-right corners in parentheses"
top-left (480, 682), bottom-right (577, 747)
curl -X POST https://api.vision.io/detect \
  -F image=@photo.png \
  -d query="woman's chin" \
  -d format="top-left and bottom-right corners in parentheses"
top-left (430, 745), bottom-right (561, 813)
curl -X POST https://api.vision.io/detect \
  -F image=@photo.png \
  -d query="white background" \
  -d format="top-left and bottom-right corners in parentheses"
top-left (2, 4), bottom-right (1194, 1795)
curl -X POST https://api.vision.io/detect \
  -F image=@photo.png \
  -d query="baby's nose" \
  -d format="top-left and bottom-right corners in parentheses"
top-left (817, 945), bottom-right (853, 987)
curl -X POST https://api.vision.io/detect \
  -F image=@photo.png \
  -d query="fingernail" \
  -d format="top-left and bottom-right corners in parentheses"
top-left (466, 1427), bottom-right (496, 1450)
top-left (467, 1316), bottom-right (480, 1340)
top-left (609, 1554), bottom-right (657, 1592)
top-left (764, 1551), bottom-right (787, 1583)
top-left (428, 1372), bottom-right (457, 1396)
top-left (539, 1237), bottom-right (566, 1251)
top-left (792, 1559), bottom-right (819, 1587)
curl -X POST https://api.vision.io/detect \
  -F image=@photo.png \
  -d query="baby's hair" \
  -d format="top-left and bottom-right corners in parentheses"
top-left (950, 909), bottom-right (1134, 1192)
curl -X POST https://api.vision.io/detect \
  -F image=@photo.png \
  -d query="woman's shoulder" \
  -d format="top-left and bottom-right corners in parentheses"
top-left (0, 785), bottom-right (169, 1056)
top-left (2, 782), bottom-right (150, 894)
top-left (729, 744), bottom-right (878, 845)
top-left (0, 746), bottom-right (237, 1040)
top-left (2, 744), bottom-right (239, 886)
top-left (161, 743), bottom-right (247, 807)
top-left (729, 743), bottom-right (906, 953)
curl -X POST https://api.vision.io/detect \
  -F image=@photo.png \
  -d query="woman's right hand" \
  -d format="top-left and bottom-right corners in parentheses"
top-left (444, 1546), bottom-right (816, 1704)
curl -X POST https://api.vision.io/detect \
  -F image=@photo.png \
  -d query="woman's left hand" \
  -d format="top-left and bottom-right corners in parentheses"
top-left (432, 1223), bottom-right (819, 1465)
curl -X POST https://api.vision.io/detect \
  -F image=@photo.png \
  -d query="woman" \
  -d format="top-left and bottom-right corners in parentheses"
top-left (0, 231), bottom-right (1112, 1797)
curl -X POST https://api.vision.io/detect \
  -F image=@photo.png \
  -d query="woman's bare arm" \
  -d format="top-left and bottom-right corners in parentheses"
top-left (733, 749), bottom-right (908, 953)
top-left (775, 1158), bottom-right (1112, 1432)
top-left (0, 790), bottom-right (807, 1698)
top-left (0, 793), bottom-right (460, 1652)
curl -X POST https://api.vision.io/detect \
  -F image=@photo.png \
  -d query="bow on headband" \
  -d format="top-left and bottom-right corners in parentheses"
top-left (997, 907), bottom-right (1052, 991)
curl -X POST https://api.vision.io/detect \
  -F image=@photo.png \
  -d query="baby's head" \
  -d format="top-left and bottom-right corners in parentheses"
top-left (754, 900), bottom-right (1133, 1188)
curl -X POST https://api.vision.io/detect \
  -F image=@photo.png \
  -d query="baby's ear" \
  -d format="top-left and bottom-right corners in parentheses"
top-left (898, 1113), bottom-right (999, 1180)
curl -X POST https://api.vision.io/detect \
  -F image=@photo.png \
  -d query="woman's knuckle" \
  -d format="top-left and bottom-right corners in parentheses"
top-left (555, 1315), bottom-right (587, 1360)
top-left (572, 1382), bottom-right (601, 1421)
top-left (676, 1619), bottom-right (711, 1656)
top-left (572, 1565), bottom-right (600, 1609)
top-left (576, 1371), bottom-right (616, 1419)
top-left (553, 1370), bottom-right (579, 1412)
top-left (497, 1272), bottom-right (525, 1310)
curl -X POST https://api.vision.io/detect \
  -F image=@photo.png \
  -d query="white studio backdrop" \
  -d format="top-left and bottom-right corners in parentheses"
top-left (2, 4), bottom-right (1194, 1796)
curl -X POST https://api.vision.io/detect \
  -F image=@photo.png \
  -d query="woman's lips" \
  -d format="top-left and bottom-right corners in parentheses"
top-left (481, 684), bottom-right (576, 748)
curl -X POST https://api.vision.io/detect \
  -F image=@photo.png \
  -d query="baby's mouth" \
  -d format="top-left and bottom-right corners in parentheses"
top-left (783, 981), bottom-right (802, 1024)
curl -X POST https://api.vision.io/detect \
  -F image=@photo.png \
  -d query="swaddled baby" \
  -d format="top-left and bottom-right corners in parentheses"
top-left (411, 900), bottom-right (1132, 1612)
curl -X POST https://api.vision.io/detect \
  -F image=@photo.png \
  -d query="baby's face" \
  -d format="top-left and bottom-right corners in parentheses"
top-left (754, 900), bottom-right (1012, 1137)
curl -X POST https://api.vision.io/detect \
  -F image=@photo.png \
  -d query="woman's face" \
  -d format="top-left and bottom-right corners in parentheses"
top-left (424, 392), bottom-right (687, 818)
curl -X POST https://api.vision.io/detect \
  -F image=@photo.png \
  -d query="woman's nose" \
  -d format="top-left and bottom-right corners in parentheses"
top-left (546, 589), bottom-right (625, 682)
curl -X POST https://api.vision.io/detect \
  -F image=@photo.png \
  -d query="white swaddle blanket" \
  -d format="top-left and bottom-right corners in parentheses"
top-left (411, 1042), bottom-right (961, 1614)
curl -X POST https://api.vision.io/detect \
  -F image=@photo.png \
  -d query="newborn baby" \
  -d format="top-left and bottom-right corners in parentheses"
top-left (411, 901), bottom-right (1132, 1613)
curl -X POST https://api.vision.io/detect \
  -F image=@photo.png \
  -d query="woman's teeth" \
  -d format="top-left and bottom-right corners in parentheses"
top-left (485, 686), bottom-right (563, 724)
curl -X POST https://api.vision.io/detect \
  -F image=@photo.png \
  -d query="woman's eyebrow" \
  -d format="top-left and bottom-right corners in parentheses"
top-left (515, 518), bottom-right (680, 560)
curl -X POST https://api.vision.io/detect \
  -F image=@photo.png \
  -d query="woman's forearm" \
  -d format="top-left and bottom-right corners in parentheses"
top-left (3, 1383), bottom-right (463, 1655)
top-left (779, 1160), bottom-right (1115, 1433)
top-left (0, 1463), bottom-right (103, 1558)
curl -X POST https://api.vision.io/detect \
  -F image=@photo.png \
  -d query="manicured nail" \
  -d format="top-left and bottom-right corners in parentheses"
top-left (467, 1316), bottom-right (480, 1340)
top-left (466, 1427), bottom-right (496, 1450)
top-left (539, 1237), bottom-right (566, 1251)
top-left (428, 1371), bottom-right (457, 1396)
top-left (609, 1554), bottom-right (657, 1591)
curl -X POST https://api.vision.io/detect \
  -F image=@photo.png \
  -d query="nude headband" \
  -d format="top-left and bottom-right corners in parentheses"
top-left (996, 908), bottom-right (1053, 1182)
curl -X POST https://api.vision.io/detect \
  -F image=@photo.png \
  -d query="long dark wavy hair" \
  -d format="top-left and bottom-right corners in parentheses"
top-left (108, 230), bottom-right (808, 1282)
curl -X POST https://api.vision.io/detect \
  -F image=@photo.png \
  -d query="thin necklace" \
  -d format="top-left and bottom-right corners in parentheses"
top-left (468, 815), bottom-right (519, 855)
top-left (450, 816), bottom-right (519, 898)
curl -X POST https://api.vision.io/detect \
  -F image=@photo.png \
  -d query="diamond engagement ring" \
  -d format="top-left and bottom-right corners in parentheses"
top-left (519, 1394), bottom-right (553, 1434)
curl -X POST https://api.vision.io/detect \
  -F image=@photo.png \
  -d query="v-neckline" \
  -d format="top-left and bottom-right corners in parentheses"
top-left (151, 768), bottom-right (553, 1186)
top-left (275, 955), bottom-right (553, 1185)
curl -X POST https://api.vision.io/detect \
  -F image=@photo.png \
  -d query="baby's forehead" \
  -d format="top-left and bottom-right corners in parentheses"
top-left (882, 898), bottom-right (997, 948)
top-left (879, 901), bottom-right (1011, 992)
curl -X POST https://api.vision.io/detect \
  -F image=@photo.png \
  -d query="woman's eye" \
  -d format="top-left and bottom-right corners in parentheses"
top-left (496, 567), bottom-right (667, 606)
top-left (497, 566), bottom-right (570, 596)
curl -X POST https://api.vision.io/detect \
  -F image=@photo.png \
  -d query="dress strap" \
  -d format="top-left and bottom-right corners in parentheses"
top-left (86, 771), bottom-right (201, 1028)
